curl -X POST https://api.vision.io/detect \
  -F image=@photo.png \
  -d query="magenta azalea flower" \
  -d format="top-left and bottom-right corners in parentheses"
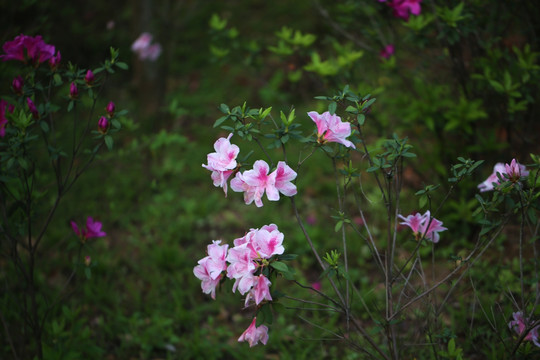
top-left (384, 0), bottom-right (422, 21)
top-left (308, 111), bottom-right (356, 149)
top-left (12, 76), bottom-right (23, 95)
top-left (380, 44), bottom-right (395, 59)
top-left (26, 97), bottom-right (39, 119)
top-left (398, 210), bottom-right (447, 243)
top-left (1, 34), bottom-right (57, 64)
top-left (71, 217), bottom-right (106, 242)
top-left (238, 317), bottom-right (269, 347)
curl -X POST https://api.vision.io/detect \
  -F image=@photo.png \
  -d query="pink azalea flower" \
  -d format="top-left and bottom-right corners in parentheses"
top-left (273, 161), bottom-right (297, 198)
top-left (508, 311), bottom-right (540, 347)
top-left (205, 240), bottom-right (229, 280)
top-left (398, 212), bottom-right (425, 234)
top-left (131, 32), bottom-right (162, 61)
top-left (398, 210), bottom-right (447, 243)
top-left (478, 160), bottom-right (528, 192)
top-left (504, 158), bottom-right (529, 183)
top-left (193, 257), bottom-right (222, 300)
top-left (71, 217), bottom-right (106, 241)
top-left (203, 133), bottom-right (240, 196)
top-left (1, 99), bottom-right (15, 137)
top-left (477, 163), bottom-right (506, 192)
top-left (226, 245), bottom-right (257, 295)
top-left (380, 44), bottom-right (395, 59)
top-left (231, 160), bottom-right (275, 207)
top-left (252, 275), bottom-right (272, 305)
top-left (308, 111), bottom-right (356, 149)
top-left (420, 211), bottom-right (447, 243)
top-left (251, 226), bottom-right (285, 258)
top-left (238, 317), bottom-right (269, 347)
top-left (312, 281), bottom-right (322, 291)
top-left (231, 160), bottom-right (297, 207)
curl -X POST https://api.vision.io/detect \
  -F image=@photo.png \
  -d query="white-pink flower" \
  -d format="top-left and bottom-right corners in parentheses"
top-left (131, 32), bottom-right (162, 61)
top-left (203, 134), bottom-right (240, 196)
top-left (238, 317), bottom-right (269, 347)
top-left (308, 111), bottom-right (356, 149)
top-left (251, 226), bottom-right (285, 258)
top-left (226, 245), bottom-right (256, 295)
top-left (193, 257), bottom-right (222, 300)
top-left (205, 240), bottom-right (228, 280)
top-left (252, 275), bottom-right (273, 305)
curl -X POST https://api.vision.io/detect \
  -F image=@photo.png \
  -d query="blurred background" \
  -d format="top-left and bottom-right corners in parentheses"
top-left (1, 0), bottom-right (540, 358)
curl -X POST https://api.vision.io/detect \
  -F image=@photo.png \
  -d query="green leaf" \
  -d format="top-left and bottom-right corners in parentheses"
top-left (328, 101), bottom-right (337, 115)
top-left (115, 62), bottom-right (129, 70)
top-left (104, 135), bottom-right (113, 150)
top-left (270, 261), bottom-right (289, 273)
top-left (40, 121), bottom-right (49, 133)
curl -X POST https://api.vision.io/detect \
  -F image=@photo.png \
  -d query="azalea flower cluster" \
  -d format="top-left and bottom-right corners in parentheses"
top-left (477, 158), bottom-right (529, 192)
top-left (398, 210), bottom-right (447, 243)
top-left (0, 34), bottom-right (61, 66)
top-left (71, 217), bottom-right (106, 242)
top-left (379, 0), bottom-right (422, 21)
top-left (131, 32), bottom-right (162, 61)
top-left (202, 134), bottom-right (298, 207)
top-left (194, 224), bottom-right (286, 347)
top-left (508, 311), bottom-right (540, 347)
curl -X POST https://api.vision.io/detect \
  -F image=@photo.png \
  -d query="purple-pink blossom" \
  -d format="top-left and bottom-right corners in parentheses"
top-left (380, 44), bottom-right (395, 59)
top-left (478, 159), bottom-right (529, 192)
top-left (71, 217), bottom-right (106, 241)
top-left (0, 34), bottom-right (57, 64)
top-left (382, 0), bottom-right (422, 21)
top-left (106, 101), bottom-right (115, 117)
top-left (398, 210), bottom-right (447, 243)
top-left (509, 311), bottom-right (540, 347)
top-left (238, 317), bottom-right (269, 347)
top-left (12, 76), bottom-right (23, 96)
top-left (26, 97), bottom-right (39, 119)
top-left (202, 133), bottom-right (240, 196)
top-left (131, 32), bottom-right (162, 61)
top-left (308, 111), bottom-right (356, 149)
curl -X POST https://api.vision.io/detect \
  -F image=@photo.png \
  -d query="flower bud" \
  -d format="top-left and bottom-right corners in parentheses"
top-left (98, 116), bottom-right (109, 134)
top-left (84, 70), bottom-right (95, 85)
top-left (84, 256), bottom-right (92, 266)
top-left (69, 82), bottom-right (78, 99)
top-left (26, 97), bottom-right (39, 119)
top-left (106, 101), bottom-right (115, 117)
top-left (12, 76), bottom-right (23, 96)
